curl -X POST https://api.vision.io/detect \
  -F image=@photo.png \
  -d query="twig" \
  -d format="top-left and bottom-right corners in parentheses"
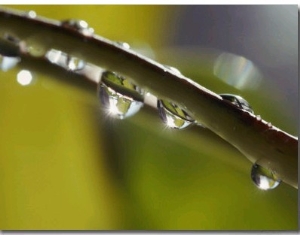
top-left (0, 7), bottom-right (297, 189)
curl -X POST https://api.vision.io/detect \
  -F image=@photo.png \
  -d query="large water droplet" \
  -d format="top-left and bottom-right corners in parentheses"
top-left (220, 94), bottom-right (254, 113)
top-left (98, 71), bottom-right (144, 119)
top-left (61, 19), bottom-right (94, 36)
top-left (251, 163), bottom-right (281, 190)
top-left (0, 55), bottom-right (20, 71)
top-left (157, 100), bottom-right (195, 129)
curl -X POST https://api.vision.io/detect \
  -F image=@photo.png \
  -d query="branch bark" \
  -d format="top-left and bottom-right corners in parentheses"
top-left (0, 7), bottom-right (297, 189)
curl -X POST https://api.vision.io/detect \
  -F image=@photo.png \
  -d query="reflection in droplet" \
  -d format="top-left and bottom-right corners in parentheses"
top-left (251, 163), bottom-right (281, 190)
top-left (61, 19), bottom-right (94, 36)
top-left (17, 70), bottom-right (33, 86)
top-left (66, 56), bottom-right (86, 71)
top-left (45, 49), bottom-right (86, 72)
top-left (27, 44), bottom-right (47, 57)
top-left (98, 71), bottom-right (144, 119)
top-left (157, 100), bottom-right (195, 129)
top-left (0, 55), bottom-right (20, 71)
top-left (220, 94), bottom-right (254, 113)
top-left (214, 52), bottom-right (261, 90)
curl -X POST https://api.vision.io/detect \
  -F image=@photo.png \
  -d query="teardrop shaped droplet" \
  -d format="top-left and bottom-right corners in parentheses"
top-left (220, 94), bottom-right (254, 113)
top-left (157, 100), bottom-right (195, 129)
top-left (251, 163), bottom-right (281, 190)
top-left (98, 71), bottom-right (144, 119)
top-left (0, 55), bottom-right (20, 71)
top-left (61, 19), bottom-right (94, 36)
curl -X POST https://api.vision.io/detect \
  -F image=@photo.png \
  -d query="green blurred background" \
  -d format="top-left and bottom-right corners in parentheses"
top-left (0, 5), bottom-right (298, 230)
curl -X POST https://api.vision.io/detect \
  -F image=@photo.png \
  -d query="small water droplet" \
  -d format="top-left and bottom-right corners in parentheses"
top-left (0, 55), bottom-right (20, 71)
top-left (66, 56), bottom-right (86, 71)
top-left (98, 71), bottom-right (144, 119)
top-left (26, 10), bottom-right (36, 18)
top-left (220, 94), bottom-right (254, 113)
top-left (251, 163), bottom-right (281, 190)
top-left (27, 44), bottom-right (47, 57)
top-left (164, 65), bottom-right (182, 75)
top-left (61, 19), bottom-right (94, 36)
top-left (157, 100), bottom-right (195, 129)
top-left (116, 41), bottom-right (130, 49)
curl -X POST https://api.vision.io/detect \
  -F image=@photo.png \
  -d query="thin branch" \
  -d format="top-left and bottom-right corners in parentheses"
top-left (0, 7), bottom-right (297, 189)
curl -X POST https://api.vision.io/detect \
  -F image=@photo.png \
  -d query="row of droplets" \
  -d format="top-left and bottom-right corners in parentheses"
top-left (97, 70), bottom-right (281, 191)
top-left (0, 16), bottom-right (281, 191)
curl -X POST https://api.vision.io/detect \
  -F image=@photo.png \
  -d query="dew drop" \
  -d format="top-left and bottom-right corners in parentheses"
top-left (116, 41), bottom-right (130, 49)
top-left (26, 10), bottom-right (37, 18)
top-left (251, 163), bottom-right (281, 190)
top-left (220, 94), bottom-right (254, 113)
top-left (27, 44), bottom-right (47, 57)
top-left (61, 19), bottom-right (94, 36)
top-left (66, 56), bottom-right (86, 71)
top-left (164, 65), bottom-right (182, 75)
top-left (98, 71), bottom-right (144, 119)
top-left (157, 99), bottom-right (195, 129)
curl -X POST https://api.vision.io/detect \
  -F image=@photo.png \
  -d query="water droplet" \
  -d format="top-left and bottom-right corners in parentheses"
top-left (220, 94), bottom-right (254, 113)
top-left (45, 49), bottom-right (86, 72)
top-left (66, 56), bottom-right (86, 71)
top-left (251, 163), bottom-right (281, 190)
top-left (164, 65), bottom-right (182, 75)
top-left (27, 44), bottom-right (47, 57)
top-left (0, 55), bottom-right (20, 71)
top-left (157, 99), bottom-right (195, 129)
top-left (61, 19), bottom-right (94, 36)
top-left (116, 41), bottom-right (130, 49)
top-left (98, 71), bottom-right (144, 119)
top-left (26, 10), bottom-right (36, 18)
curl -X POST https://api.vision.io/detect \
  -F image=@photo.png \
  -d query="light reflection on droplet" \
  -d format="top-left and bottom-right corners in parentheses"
top-left (98, 71), bottom-right (144, 119)
top-left (17, 70), bottom-right (33, 86)
top-left (214, 52), bottom-right (261, 90)
top-left (157, 99), bottom-right (195, 129)
top-left (45, 49), bottom-right (86, 72)
top-left (251, 163), bottom-right (281, 190)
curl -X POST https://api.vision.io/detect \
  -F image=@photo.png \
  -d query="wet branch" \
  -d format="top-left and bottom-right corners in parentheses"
top-left (0, 7), bottom-right (297, 189)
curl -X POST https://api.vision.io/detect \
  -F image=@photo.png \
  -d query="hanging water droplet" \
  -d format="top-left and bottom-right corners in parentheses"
top-left (45, 49), bottom-right (86, 72)
top-left (98, 71), bottom-right (144, 119)
top-left (0, 55), bottom-right (20, 71)
top-left (61, 19), bottom-right (94, 36)
top-left (157, 100), bottom-right (195, 129)
top-left (251, 163), bottom-right (281, 190)
top-left (66, 56), bottom-right (86, 71)
top-left (220, 94), bottom-right (254, 113)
